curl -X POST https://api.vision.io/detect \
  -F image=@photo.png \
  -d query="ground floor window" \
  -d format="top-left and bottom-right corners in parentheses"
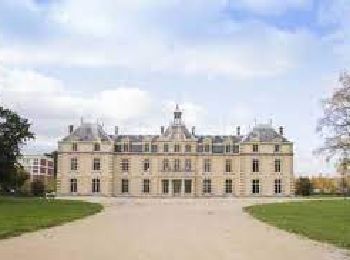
top-left (70, 178), bottom-right (77, 193)
top-left (143, 179), bottom-right (150, 193)
top-left (274, 179), bottom-right (282, 194)
top-left (92, 178), bottom-right (100, 193)
top-left (225, 179), bottom-right (233, 193)
top-left (122, 179), bottom-right (129, 193)
top-left (252, 179), bottom-right (260, 194)
top-left (184, 179), bottom-right (192, 194)
top-left (203, 179), bottom-right (211, 194)
top-left (162, 179), bottom-right (169, 194)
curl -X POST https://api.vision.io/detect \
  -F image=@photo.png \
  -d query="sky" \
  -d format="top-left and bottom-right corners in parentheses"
top-left (0, 0), bottom-right (349, 175)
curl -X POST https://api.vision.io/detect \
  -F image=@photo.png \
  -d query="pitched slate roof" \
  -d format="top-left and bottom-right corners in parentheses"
top-left (63, 123), bottom-right (111, 142)
top-left (243, 124), bottom-right (288, 142)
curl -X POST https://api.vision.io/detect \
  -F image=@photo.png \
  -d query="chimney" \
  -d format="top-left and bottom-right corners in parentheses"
top-left (236, 126), bottom-right (240, 136)
top-left (279, 126), bottom-right (283, 136)
top-left (161, 126), bottom-right (165, 135)
top-left (115, 126), bottom-right (119, 135)
top-left (192, 126), bottom-right (195, 136)
top-left (69, 125), bottom-right (74, 134)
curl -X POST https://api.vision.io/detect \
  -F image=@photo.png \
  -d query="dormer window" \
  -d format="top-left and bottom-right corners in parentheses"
top-left (204, 144), bottom-right (210, 153)
top-left (274, 145), bottom-right (280, 152)
top-left (174, 144), bottom-right (180, 153)
top-left (72, 143), bottom-right (78, 152)
top-left (164, 143), bottom-right (169, 153)
top-left (123, 142), bottom-right (129, 152)
top-left (253, 144), bottom-right (259, 152)
top-left (144, 143), bottom-right (150, 152)
top-left (185, 144), bottom-right (191, 153)
top-left (94, 143), bottom-right (100, 151)
top-left (225, 145), bottom-right (231, 153)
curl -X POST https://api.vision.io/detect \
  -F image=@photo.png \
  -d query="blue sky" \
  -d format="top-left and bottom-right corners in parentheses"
top-left (0, 0), bottom-right (349, 175)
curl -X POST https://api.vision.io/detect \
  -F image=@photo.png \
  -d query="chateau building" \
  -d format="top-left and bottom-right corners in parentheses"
top-left (57, 105), bottom-right (294, 197)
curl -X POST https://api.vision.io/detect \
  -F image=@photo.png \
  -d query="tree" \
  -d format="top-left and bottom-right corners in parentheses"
top-left (295, 177), bottom-right (313, 196)
top-left (0, 107), bottom-right (35, 190)
top-left (31, 179), bottom-right (45, 196)
top-left (316, 72), bottom-right (350, 196)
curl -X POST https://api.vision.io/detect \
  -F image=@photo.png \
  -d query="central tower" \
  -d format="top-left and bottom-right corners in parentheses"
top-left (174, 104), bottom-right (182, 125)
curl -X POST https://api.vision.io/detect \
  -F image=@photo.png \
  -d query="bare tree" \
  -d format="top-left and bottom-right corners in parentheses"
top-left (316, 72), bottom-right (350, 196)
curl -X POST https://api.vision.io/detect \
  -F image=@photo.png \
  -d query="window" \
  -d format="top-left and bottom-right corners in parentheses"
top-left (94, 143), bottom-right (100, 151)
top-left (121, 179), bottom-right (129, 193)
top-left (40, 159), bottom-right (46, 166)
top-left (252, 159), bottom-right (259, 172)
top-left (72, 143), bottom-right (78, 151)
top-left (121, 159), bottom-right (129, 172)
top-left (225, 145), bottom-right (231, 153)
top-left (185, 144), bottom-right (191, 153)
top-left (274, 144), bottom-right (280, 152)
top-left (275, 159), bottom-right (281, 172)
top-left (225, 159), bottom-right (232, 173)
top-left (164, 143), bottom-right (169, 152)
top-left (204, 144), bottom-right (210, 152)
top-left (204, 159), bottom-right (211, 173)
top-left (253, 144), bottom-right (259, 152)
top-left (197, 145), bottom-right (203, 153)
top-left (163, 159), bottom-right (169, 171)
top-left (70, 178), bottom-right (77, 193)
top-left (40, 167), bottom-right (45, 174)
top-left (233, 145), bottom-right (239, 153)
top-left (144, 143), bottom-right (150, 152)
top-left (144, 159), bottom-right (150, 171)
top-left (185, 180), bottom-right (192, 194)
top-left (274, 179), bottom-right (282, 194)
top-left (143, 179), bottom-right (150, 193)
top-left (185, 159), bottom-right (191, 172)
top-left (174, 144), bottom-right (180, 153)
top-left (203, 179), bottom-right (211, 193)
top-left (252, 179), bottom-right (260, 194)
top-left (71, 157), bottom-right (78, 171)
top-left (33, 158), bottom-right (38, 165)
top-left (225, 179), bottom-right (233, 193)
top-left (162, 179), bottom-right (169, 194)
top-left (92, 178), bottom-right (100, 193)
top-left (151, 145), bottom-right (158, 153)
top-left (123, 143), bottom-right (129, 152)
top-left (115, 145), bottom-right (122, 152)
top-left (93, 158), bottom-right (101, 171)
top-left (174, 159), bottom-right (180, 171)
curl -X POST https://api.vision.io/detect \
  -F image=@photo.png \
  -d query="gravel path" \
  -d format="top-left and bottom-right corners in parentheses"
top-left (0, 198), bottom-right (348, 260)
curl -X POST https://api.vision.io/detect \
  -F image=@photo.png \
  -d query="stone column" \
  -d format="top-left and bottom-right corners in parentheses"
top-left (169, 179), bottom-right (172, 196)
top-left (181, 179), bottom-right (185, 196)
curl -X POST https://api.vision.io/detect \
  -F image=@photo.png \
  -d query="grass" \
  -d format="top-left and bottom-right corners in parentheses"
top-left (0, 197), bottom-right (103, 239)
top-left (244, 200), bottom-right (350, 249)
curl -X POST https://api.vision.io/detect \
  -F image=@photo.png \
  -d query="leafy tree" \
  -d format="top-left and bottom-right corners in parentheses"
top-left (0, 107), bottom-right (35, 190)
top-left (31, 179), bottom-right (45, 196)
top-left (295, 177), bottom-right (313, 196)
top-left (316, 72), bottom-right (350, 196)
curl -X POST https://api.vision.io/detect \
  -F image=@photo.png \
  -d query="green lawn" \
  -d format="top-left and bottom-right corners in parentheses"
top-left (0, 197), bottom-right (103, 239)
top-left (244, 200), bottom-right (350, 249)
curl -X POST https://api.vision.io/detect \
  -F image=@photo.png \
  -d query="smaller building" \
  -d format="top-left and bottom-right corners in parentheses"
top-left (18, 154), bottom-right (55, 183)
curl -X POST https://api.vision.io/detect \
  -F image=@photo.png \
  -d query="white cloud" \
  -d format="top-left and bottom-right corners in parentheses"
top-left (0, 65), bottom-right (154, 150)
top-left (228, 0), bottom-right (312, 16)
top-left (0, 0), bottom-right (324, 79)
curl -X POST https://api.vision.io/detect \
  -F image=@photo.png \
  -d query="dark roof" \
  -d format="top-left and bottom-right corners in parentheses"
top-left (163, 124), bottom-right (192, 139)
top-left (243, 124), bottom-right (288, 142)
top-left (63, 123), bottom-right (111, 142)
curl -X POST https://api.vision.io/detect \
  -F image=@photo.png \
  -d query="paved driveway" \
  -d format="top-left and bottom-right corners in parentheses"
top-left (0, 198), bottom-right (348, 260)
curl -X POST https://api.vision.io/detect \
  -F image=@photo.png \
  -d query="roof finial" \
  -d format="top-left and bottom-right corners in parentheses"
top-left (80, 117), bottom-right (84, 125)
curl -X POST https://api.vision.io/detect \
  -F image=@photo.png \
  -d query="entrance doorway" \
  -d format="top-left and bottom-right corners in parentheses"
top-left (172, 179), bottom-right (182, 195)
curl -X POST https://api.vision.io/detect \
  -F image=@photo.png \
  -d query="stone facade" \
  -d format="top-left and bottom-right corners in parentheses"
top-left (57, 105), bottom-right (294, 197)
